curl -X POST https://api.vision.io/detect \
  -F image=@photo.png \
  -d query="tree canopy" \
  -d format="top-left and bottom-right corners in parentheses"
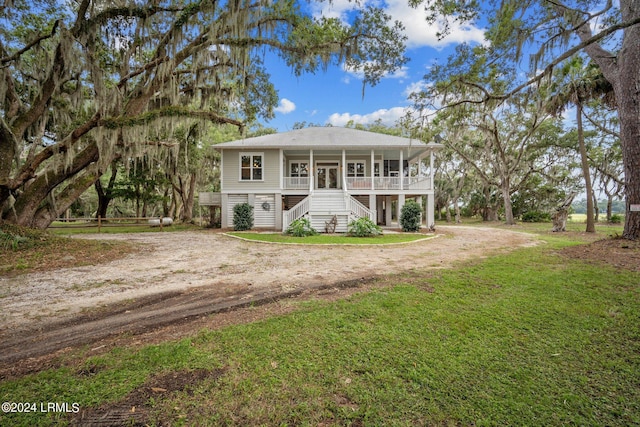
top-left (410, 0), bottom-right (640, 239)
top-left (0, 0), bottom-right (407, 228)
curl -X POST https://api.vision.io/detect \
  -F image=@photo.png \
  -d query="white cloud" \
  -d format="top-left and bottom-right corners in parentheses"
top-left (403, 80), bottom-right (431, 97)
top-left (327, 107), bottom-right (413, 127)
top-left (385, 0), bottom-right (486, 49)
top-left (310, 0), bottom-right (361, 22)
top-left (310, 0), bottom-right (486, 49)
top-left (275, 98), bottom-right (296, 114)
top-left (342, 63), bottom-right (409, 82)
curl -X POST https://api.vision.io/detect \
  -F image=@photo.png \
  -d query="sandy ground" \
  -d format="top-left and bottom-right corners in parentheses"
top-left (0, 226), bottom-right (537, 333)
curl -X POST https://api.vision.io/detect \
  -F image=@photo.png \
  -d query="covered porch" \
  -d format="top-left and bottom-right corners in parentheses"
top-left (280, 147), bottom-right (435, 193)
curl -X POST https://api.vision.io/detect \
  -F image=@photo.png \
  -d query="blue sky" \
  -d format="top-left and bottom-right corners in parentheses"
top-left (260, 0), bottom-right (486, 131)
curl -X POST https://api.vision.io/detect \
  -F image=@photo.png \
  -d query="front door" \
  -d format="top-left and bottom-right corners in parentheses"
top-left (316, 162), bottom-right (339, 189)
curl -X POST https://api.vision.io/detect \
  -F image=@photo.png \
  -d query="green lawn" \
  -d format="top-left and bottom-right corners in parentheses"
top-left (1, 229), bottom-right (638, 426)
top-left (48, 222), bottom-right (201, 235)
top-left (226, 231), bottom-right (432, 244)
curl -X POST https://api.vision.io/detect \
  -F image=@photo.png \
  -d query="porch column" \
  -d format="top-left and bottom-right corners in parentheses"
top-left (385, 195), bottom-right (392, 226)
top-left (399, 149), bottom-right (404, 190)
top-left (427, 193), bottom-right (435, 228)
top-left (370, 149), bottom-right (375, 190)
top-left (396, 194), bottom-right (405, 226)
top-left (342, 149), bottom-right (346, 190)
top-left (275, 193), bottom-right (283, 230)
top-left (309, 149), bottom-right (314, 192)
top-left (430, 150), bottom-right (434, 190)
top-left (279, 149), bottom-right (284, 190)
top-left (377, 196), bottom-right (384, 224)
top-left (221, 193), bottom-right (229, 228)
top-left (369, 194), bottom-right (376, 221)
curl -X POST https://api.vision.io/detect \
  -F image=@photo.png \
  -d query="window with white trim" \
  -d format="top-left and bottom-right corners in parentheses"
top-left (240, 153), bottom-right (263, 181)
top-left (289, 161), bottom-right (309, 177)
top-left (347, 161), bottom-right (366, 177)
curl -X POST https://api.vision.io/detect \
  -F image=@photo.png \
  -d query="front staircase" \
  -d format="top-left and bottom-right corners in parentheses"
top-left (283, 191), bottom-right (375, 233)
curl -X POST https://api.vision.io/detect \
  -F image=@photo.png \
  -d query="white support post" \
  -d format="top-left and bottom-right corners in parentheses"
top-left (370, 149), bottom-right (375, 190)
top-left (342, 149), bottom-right (347, 191)
top-left (309, 149), bottom-right (314, 193)
top-left (427, 193), bottom-right (435, 228)
top-left (399, 149), bottom-right (404, 190)
top-left (385, 195), bottom-right (392, 226)
top-left (377, 196), bottom-right (384, 224)
top-left (369, 194), bottom-right (376, 221)
top-left (279, 149), bottom-right (284, 190)
top-left (430, 150), bottom-right (434, 190)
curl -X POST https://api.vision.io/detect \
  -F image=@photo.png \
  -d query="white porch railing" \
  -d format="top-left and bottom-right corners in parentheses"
top-left (346, 195), bottom-right (376, 222)
top-left (283, 177), bottom-right (310, 190)
top-left (345, 177), bottom-right (372, 190)
top-left (284, 175), bottom-right (432, 191)
top-left (343, 176), bottom-right (432, 191)
top-left (283, 196), bottom-right (310, 230)
top-left (404, 176), bottom-right (432, 190)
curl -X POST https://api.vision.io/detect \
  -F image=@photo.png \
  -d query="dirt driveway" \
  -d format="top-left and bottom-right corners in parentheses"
top-left (0, 226), bottom-right (536, 366)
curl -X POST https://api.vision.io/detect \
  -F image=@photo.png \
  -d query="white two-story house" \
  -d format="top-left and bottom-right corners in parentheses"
top-left (200, 127), bottom-right (442, 232)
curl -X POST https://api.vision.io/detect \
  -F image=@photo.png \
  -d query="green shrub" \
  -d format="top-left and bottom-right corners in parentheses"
top-left (233, 203), bottom-right (254, 231)
top-left (522, 211), bottom-right (552, 222)
top-left (0, 225), bottom-right (33, 251)
top-left (286, 217), bottom-right (318, 237)
top-left (348, 217), bottom-right (382, 237)
top-left (609, 213), bottom-right (622, 224)
top-left (400, 200), bottom-right (422, 232)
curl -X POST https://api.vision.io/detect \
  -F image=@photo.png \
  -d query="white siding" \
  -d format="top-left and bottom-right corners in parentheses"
top-left (227, 194), bottom-right (248, 228)
top-left (254, 194), bottom-right (276, 228)
top-left (222, 149), bottom-right (280, 191)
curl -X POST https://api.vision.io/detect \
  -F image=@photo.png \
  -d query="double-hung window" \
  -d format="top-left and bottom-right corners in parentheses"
top-left (347, 161), bottom-right (366, 177)
top-left (290, 162), bottom-right (309, 177)
top-left (240, 153), bottom-right (263, 181)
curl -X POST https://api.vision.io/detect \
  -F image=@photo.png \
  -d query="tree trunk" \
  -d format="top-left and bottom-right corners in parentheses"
top-left (552, 192), bottom-right (577, 232)
top-left (181, 173), bottom-right (197, 223)
top-left (617, 20), bottom-right (640, 239)
top-left (31, 166), bottom-right (101, 229)
top-left (453, 197), bottom-right (461, 223)
top-left (95, 162), bottom-right (118, 220)
top-left (12, 143), bottom-right (100, 227)
top-left (577, 103), bottom-right (596, 232)
top-left (501, 179), bottom-right (515, 225)
top-left (579, 0), bottom-right (640, 239)
top-left (0, 121), bottom-right (16, 215)
top-left (607, 195), bottom-right (613, 222)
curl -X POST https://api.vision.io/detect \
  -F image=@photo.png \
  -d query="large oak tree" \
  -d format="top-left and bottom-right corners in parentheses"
top-left (410, 0), bottom-right (640, 239)
top-left (0, 0), bottom-right (407, 228)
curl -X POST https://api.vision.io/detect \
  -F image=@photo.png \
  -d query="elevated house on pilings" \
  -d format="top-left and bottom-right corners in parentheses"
top-left (200, 127), bottom-right (443, 232)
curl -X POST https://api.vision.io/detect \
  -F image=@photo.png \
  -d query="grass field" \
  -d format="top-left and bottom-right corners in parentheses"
top-left (226, 231), bottom-right (431, 245)
top-left (568, 213), bottom-right (624, 224)
top-left (1, 224), bottom-right (638, 426)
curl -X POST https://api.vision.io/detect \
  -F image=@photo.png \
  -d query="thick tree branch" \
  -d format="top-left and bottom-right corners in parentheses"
top-left (0, 20), bottom-right (60, 65)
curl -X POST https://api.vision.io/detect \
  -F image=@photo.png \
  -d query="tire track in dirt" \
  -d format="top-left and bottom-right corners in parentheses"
top-left (0, 226), bottom-right (536, 368)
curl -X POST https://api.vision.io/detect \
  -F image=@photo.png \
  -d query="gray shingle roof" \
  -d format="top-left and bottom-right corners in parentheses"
top-left (214, 127), bottom-right (443, 150)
